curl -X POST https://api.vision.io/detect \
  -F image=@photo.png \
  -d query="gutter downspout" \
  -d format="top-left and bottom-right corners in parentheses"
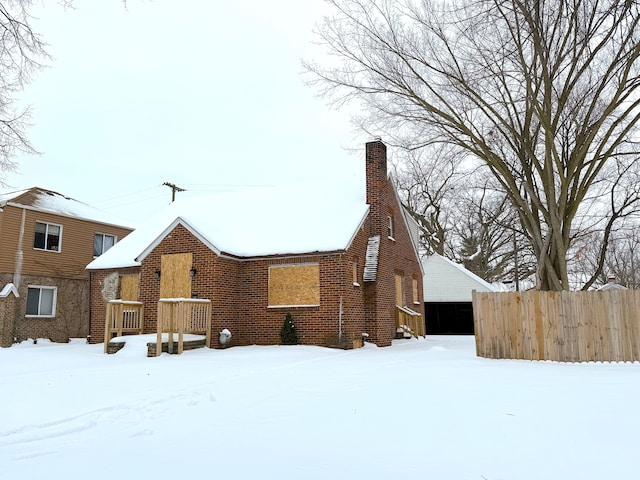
top-left (12, 207), bottom-right (27, 343)
top-left (13, 207), bottom-right (26, 288)
top-left (338, 296), bottom-right (343, 343)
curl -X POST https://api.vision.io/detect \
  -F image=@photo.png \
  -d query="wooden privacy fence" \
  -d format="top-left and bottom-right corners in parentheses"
top-left (103, 300), bottom-right (144, 353)
top-left (396, 305), bottom-right (425, 338)
top-left (472, 290), bottom-right (640, 362)
top-left (156, 298), bottom-right (211, 356)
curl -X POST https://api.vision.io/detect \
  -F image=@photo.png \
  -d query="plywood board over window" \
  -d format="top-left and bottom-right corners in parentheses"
top-left (160, 253), bottom-right (192, 299)
top-left (395, 273), bottom-right (404, 306)
top-left (268, 263), bottom-right (320, 307)
top-left (119, 274), bottom-right (139, 301)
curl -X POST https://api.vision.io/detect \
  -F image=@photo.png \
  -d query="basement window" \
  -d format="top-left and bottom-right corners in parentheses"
top-left (26, 286), bottom-right (57, 317)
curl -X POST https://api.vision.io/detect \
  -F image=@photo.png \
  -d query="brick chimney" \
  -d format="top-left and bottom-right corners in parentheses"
top-left (365, 138), bottom-right (387, 236)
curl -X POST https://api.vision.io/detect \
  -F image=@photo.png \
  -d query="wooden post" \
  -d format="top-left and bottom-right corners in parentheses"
top-left (116, 302), bottom-right (123, 338)
top-left (205, 302), bottom-right (211, 348)
top-left (104, 302), bottom-right (112, 353)
top-left (156, 301), bottom-right (164, 357)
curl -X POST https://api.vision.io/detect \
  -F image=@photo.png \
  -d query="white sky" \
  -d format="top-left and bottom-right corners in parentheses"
top-left (5, 0), bottom-right (365, 225)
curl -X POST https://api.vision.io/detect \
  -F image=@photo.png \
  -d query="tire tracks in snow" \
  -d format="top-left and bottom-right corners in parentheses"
top-left (0, 389), bottom-right (209, 459)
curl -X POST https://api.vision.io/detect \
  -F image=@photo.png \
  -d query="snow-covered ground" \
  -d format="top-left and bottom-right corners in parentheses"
top-left (1, 335), bottom-right (638, 480)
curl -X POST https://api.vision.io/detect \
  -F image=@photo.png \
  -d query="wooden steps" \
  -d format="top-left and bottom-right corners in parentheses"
top-left (106, 337), bottom-right (207, 356)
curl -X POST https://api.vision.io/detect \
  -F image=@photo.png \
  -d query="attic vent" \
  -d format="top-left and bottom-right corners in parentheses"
top-left (363, 235), bottom-right (380, 282)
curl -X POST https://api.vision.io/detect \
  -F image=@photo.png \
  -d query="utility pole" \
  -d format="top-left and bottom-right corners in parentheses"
top-left (162, 182), bottom-right (185, 202)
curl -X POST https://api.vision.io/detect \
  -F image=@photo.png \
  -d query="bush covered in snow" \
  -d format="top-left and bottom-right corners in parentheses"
top-left (279, 313), bottom-right (298, 345)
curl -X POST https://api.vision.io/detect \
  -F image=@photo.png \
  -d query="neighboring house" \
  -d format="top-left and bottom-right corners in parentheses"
top-left (0, 188), bottom-right (134, 347)
top-left (87, 140), bottom-right (424, 348)
top-left (422, 253), bottom-right (497, 334)
top-left (597, 276), bottom-right (628, 291)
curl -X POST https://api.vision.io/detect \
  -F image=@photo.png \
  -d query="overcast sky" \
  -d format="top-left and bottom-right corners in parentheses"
top-left (5, 0), bottom-right (367, 226)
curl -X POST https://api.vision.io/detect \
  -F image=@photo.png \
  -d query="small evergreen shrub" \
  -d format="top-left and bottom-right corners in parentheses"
top-left (280, 313), bottom-right (298, 345)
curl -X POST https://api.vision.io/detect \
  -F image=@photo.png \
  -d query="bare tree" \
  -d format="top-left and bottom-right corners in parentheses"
top-left (605, 230), bottom-right (640, 290)
top-left (395, 144), bottom-right (536, 284)
top-left (306, 0), bottom-right (640, 290)
top-left (394, 144), bottom-right (462, 256)
top-left (572, 221), bottom-right (640, 290)
top-left (452, 185), bottom-right (536, 286)
top-left (0, 1), bottom-right (51, 184)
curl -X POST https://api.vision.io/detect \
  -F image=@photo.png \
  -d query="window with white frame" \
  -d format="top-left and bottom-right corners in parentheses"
top-left (94, 233), bottom-right (116, 256)
top-left (33, 221), bottom-right (61, 251)
top-left (26, 286), bottom-right (57, 317)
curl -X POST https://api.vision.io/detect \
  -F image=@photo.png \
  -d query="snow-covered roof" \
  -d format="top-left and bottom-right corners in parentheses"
top-left (0, 283), bottom-right (19, 298)
top-left (422, 253), bottom-right (498, 302)
top-left (0, 187), bottom-right (134, 229)
top-left (597, 282), bottom-right (628, 291)
top-left (87, 180), bottom-right (370, 269)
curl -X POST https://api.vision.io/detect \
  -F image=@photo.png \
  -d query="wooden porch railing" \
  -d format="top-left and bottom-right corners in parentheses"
top-left (103, 300), bottom-right (144, 353)
top-left (396, 305), bottom-right (425, 338)
top-left (156, 298), bottom-right (212, 356)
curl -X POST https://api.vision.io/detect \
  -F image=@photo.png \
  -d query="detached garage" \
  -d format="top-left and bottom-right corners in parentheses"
top-left (422, 254), bottom-right (497, 335)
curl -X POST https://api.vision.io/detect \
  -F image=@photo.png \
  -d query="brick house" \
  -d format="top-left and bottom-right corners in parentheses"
top-left (87, 140), bottom-right (424, 348)
top-left (0, 188), bottom-right (134, 347)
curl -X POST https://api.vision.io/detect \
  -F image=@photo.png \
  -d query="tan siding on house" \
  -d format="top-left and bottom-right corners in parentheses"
top-left (0, 204), bottom-right (132, 279)
top-left (1, 196), bottom-right (133, 345)
top-left (0, 205), bottom-right (22, 273)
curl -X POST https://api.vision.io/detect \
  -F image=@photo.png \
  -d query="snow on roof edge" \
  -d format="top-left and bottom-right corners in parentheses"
top-left (423, 253), bottom-right (498, 292)
top-left (87, 181), bottom-right (370, 269)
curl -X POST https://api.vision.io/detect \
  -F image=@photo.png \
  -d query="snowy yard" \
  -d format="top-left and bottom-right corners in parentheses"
top-left (1, 335), bottom-right (639, 480)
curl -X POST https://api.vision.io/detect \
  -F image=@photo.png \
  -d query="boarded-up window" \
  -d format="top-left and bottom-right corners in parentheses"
top-left (160, 253), bottom-right (192, 298)
top-left (268, 264), bottom-right (320, 307)
top-left (120, 274), bottom-right (139, 301)
top-left (395, 273), bottom-right (404, 306)
top-left (412, 277), bottom-right (419, 304)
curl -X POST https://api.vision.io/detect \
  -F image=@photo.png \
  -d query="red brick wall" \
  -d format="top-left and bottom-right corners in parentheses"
top-left (89, 266), bottom-right (140, 343)
top-left (236, 254), bottom-right (361, 347)
top-left (363, 139), bottom-right (424, 346)
top-left (89, 224), bottom-right (373, 348)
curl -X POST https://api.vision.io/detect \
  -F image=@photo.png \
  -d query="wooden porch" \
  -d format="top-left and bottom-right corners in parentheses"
top-left (104, 298), bottom-right (211, 356)
top-left (104, 300), bottom-right (144, 352)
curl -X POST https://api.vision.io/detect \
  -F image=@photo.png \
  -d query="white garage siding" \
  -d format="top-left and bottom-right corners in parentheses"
top-left (422, 254), bottom-right (497, 303)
